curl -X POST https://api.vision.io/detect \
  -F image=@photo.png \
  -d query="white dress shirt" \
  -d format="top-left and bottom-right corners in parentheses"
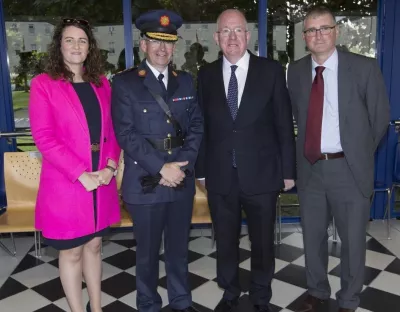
top-left (146, 60), bottom-right (168, 89)
top-left (311, 49), bottom-right (342, 153)
top-left (222, 51), bottom-right (250, 107)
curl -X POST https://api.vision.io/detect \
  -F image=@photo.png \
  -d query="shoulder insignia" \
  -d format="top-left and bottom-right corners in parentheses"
top-left (138, 69), bottom-right (146, 77)
top-left (172, 70), bottom-right (178, 77)
top-left (115, 66), bottom-right (136, 76)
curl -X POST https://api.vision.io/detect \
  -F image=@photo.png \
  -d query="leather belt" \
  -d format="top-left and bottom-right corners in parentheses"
top-left (147, 137), bottom-right (184, 151)
top-left (91, 143), bottom-right (100, 152)
top-left (318, 151), bottom-right (344, 160)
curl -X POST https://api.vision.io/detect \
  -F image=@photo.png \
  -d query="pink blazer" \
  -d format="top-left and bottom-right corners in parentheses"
top-left (29, 73), bottom-right (121, 239)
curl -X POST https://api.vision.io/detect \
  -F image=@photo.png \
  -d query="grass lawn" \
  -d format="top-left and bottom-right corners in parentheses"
top-left (12, 91), bottom-right (29, 110)
top-left (12, 91), bottom-right (34, 151)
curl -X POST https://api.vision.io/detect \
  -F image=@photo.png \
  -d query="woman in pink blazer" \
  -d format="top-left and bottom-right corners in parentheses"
top-left (29, 18), bottom-right (121, 312)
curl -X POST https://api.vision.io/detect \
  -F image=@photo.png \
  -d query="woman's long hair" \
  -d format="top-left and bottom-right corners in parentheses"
top-left (45, 19), bottom-right (103, 86)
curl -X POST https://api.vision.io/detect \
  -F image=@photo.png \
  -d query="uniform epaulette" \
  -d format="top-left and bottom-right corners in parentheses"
top-left (115, 66), bottom-right (137, 76)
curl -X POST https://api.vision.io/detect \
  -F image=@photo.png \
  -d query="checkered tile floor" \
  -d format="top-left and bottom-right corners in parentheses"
top-left (1, 222), bottom-right (400, 312)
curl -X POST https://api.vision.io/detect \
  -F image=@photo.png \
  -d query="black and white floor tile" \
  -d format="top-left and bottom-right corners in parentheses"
top-left (1, 221), bottom-right (400, 312)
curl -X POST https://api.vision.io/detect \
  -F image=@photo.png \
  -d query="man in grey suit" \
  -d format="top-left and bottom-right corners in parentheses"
top-left (287, 6), bottom-right (390, 312)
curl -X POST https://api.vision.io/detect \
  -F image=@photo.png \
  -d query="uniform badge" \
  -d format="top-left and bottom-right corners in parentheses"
top-left (160, 15), bottom-right (170, 27)
top-left (172, 96), bottom-right (194, 102)
top-left (172, 70), bottom-right (178, 77)
top-left (138, 69), bottom-right (146, 77)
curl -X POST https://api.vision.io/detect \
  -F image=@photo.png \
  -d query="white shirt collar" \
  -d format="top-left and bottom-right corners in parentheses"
top-left (223, 50), bottom-right (250, 72)
top-left (312, 49), bottom-right (338, 73)
top-left (146, 60), bottom-right (169, 81)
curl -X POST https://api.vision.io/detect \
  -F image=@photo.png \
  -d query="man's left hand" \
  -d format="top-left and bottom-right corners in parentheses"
top-left (283, 179), bottom-right (295, 191)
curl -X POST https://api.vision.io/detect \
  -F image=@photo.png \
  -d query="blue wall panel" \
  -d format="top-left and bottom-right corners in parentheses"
top-left (373, 0), bottom-right (400, 219)
top-left (0, 1), bottom-right (16, 207)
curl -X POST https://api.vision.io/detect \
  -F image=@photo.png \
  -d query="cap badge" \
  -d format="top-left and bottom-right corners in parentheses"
top-left (160, 15), bottom-right (170, 27)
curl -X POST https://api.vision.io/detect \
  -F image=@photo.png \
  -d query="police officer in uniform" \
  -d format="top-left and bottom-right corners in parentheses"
top-left (111, 10), bottom-right (203, 312)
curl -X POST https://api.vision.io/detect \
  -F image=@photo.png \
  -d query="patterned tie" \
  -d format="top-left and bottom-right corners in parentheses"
top-left (158, 73), bottom-right (167, 97)
top-left (227, 65), bottom-right (238, 167)
top-left (304, 66), bottom-right (325, 164)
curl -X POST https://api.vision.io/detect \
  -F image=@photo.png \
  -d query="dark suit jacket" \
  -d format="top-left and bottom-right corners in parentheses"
top-left (287, 51), bottom-right (390, 197)
top-left (112, 60), bottom-right (203, 204)
top-left (195, 53), bottom-right (296, 195)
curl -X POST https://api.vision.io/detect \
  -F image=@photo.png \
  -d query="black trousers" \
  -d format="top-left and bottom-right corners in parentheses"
top-left (126, 195), bottom-right (194, 312)
top-left (207, 168), bottom-right (278, 305)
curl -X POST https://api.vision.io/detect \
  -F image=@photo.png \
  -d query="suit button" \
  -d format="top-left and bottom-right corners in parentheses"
top-left (167, 119), bottom-right (170, 123)
top-left (168, 150), bottom-right (172, 155)
top-left (233, 130), bottom-right (237, 133)
top-left (143, 109), bottom-right (147, 113)
top-left (134, 161), bottom-right (138, 164)
top-left (167, 133), bottom-right (171, 137)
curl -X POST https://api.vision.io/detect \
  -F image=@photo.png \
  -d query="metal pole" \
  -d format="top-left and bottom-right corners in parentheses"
top-left (258, 0), bottom-right (268, 57)
top-left (123, 0), bottom-right (134, 68)
top-left (0, 131), bottom-right (32, 138)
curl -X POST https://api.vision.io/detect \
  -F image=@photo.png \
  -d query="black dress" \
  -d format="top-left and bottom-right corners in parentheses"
top-left (44, 82), bottom-right (109, 250)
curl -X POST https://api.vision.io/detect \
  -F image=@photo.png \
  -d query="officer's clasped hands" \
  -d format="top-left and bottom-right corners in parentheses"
top-left (159, 161), bottom-right (188, 187)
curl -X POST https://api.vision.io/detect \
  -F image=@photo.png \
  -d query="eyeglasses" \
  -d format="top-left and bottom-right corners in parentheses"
top-left (216, 27), bottom-right (248, 37)
top-left (303, 25), bottom-right (336, 37)
top-left (62, 18), bottom-right (90, 27)
top-left (145, 39), bottom-right (174, 48)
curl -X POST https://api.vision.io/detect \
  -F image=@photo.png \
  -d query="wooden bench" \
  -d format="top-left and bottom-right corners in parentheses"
top-left (1, 151), bottom-right (212, 256)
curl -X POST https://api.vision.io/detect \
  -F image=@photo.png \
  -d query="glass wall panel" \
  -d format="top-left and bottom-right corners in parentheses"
top-left (3, 0), bottom-right (123, 149)
top-left (131, 0), bottom-right (259, 84)
top-left (268, 0), bottom-right (378, 66)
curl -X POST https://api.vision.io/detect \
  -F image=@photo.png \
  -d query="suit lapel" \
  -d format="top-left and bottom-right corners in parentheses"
top-left (235, 54), bottom-right (258, 125)
top-left (91, 82), bottom-right (105, 139)
top-left (302, 55), bottom-right (313, 110)
top-left (167, 66), bottom-right (179, 100)
top-left (215, 58), bottom-right (233, 120)
top-left (337, 51), bottom-right (351, 127)
top-left (141, 61), bottom-right (164, 96)
top-left (57, 80), bottom-right (89, 135)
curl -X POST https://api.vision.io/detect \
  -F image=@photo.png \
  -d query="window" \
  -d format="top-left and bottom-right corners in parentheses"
top-left (11, 23), bottom-right (18, 32)
top-left (269, 0), bottom-right (378, 65)
top-left (44, 25), bottom-right (51, 35)
top-left (28, 24), bottom-right (35, 34)
top-left (4, 0), bottom-right (124, 148)
top-left (109, 41), bottom-right (115, 54)
top-left (148, 1), bottom-right (258, 83)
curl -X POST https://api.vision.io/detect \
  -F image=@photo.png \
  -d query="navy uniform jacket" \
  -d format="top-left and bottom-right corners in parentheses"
top-left (111, 60), bottom-right (204, 205)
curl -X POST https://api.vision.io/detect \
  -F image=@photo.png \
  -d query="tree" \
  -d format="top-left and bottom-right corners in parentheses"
top-left (13, 50), bottom-right (47, 91)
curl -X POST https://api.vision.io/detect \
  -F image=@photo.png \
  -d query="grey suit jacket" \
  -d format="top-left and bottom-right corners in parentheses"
top-left (287, 51), bottom-right (390, 197)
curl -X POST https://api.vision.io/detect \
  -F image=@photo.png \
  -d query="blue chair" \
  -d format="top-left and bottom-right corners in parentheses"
top-left (386, 141), bottom-right (400, 239)
top-left (373, 181), bottom-right (392, 239)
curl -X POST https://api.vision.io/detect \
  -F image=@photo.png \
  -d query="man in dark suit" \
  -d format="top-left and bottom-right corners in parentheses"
top-left (111, 10), bottom-right (203, 312)
top-left (287, 6), bottom-right (390, 312)
top-left (195, 9), bottom-right (296, 312)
